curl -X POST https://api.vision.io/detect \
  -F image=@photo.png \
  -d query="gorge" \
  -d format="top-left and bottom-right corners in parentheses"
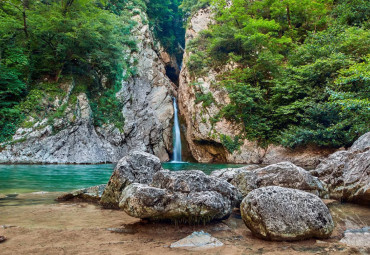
top-left (0, 0), bottom-right (369, 254)
top-left (0, 1), bottom-right (368, 166)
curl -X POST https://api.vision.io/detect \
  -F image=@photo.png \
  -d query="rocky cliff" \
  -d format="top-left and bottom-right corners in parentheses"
top-left (178, 8), bottom-right (336, 166)
top-left (0, 10), bottom-right (176, 164)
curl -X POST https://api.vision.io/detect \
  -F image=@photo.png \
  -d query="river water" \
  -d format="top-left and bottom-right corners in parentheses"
top-left (0, 163), bottom-right (369, 254)
top-left (0, 163), bottom-right (244, 195)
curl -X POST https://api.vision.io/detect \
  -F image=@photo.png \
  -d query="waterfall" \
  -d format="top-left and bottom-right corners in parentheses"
top-left (172, 97), bottom-right (182, 162)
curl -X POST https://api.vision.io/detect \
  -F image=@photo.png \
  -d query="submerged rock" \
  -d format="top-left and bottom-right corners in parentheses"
top-left (101, 151), bottom-right (162, 208)
top-left (170, 231), bottom-right (223, 250)
top-left (340, 227), bottom-right (370, 249)
top-left (57, 184), bottom-right (106, 203)
top-left (241, 186), bottom-right (334, 241)
top-left (0, 236), bottom-right (6, 243)
top-left (311, 132), bottom-right (370, 205)
top-left (231, 162), bottom-right (327, 198)
top-left (119, 170), bottom-right (241, 223)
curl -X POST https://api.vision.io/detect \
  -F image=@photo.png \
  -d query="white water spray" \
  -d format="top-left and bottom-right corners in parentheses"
top-left (172, 97), bottom-right (182, 162)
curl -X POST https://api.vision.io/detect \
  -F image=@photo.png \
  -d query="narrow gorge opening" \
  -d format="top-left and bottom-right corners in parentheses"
top-left (166, 66), bottom-right (179, 85)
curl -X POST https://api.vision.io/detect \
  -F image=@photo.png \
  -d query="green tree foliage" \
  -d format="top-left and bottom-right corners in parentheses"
top-left (0, 0), bottom-right (140, 142)
top-left (180, 0), bottom-right (210, 19)
top-left (188, 0), bottom-right (369, 148)
top-left (146, 0), bottom-right (185, 59)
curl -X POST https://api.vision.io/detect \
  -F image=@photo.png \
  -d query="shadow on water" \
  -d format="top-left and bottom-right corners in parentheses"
top-left (0, 192), bottom-right (62, 207)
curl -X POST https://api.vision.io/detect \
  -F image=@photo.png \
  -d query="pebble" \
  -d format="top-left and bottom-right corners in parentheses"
top-left (170, 231), bottom-right (224, 250)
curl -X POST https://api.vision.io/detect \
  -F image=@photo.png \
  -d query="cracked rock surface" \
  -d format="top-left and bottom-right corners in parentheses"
top-left (119, 170), bottom-right (241, 223)
top-left (101, 151), bottom-right (163, 208)
top-left (231, 162), bottom-right (328, 198)
top-left (311, 132), bottom-right (370, 205)
top-left (241, 186), bottom-right (334, 241)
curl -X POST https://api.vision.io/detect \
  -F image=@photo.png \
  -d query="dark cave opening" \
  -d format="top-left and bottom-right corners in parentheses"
top-left (166, 65), bottom-right (179, 86)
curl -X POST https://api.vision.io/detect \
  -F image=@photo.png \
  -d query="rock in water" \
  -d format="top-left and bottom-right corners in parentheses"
top-left (340, 227), bottom-right (370, 249)
top-left (101, 151), bottom-right (163, 208)
top-left (311, 132), bottom-right (370, 205)
top-left (170, 231), bottom-right (223, 250)
top-left (119, 170), bottom-right (241, 223)
top-left (56, 184), bottom-right (106, 203)
top-left (241, 186), bottom-right (334, 241)
top-left (231, 162), bottom-right (327, 198)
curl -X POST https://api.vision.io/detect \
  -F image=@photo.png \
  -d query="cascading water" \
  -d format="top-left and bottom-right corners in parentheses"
top-left (172, 97), bottom-right (182, 162)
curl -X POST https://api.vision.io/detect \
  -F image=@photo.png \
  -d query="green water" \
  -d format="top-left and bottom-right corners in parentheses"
top-left (0, 163), bottom-right (244, 195)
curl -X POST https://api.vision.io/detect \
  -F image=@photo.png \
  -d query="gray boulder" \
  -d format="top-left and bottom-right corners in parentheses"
top-left (231, 162), bottom-right (327, 198)
top-left (241, 186), bottom-right (334, 241)
top-left (57, 184), bottom-right (106, 203)
top-left (101, 151), bottom-right (162, 208)
top-left (119, 170), bottom-right (241, 223)
top-left (311, 132), bottom-right (370, 205)
top-left (210, 165), bottom-right (260, 182)
top-left (340, 227), bottom-right (370, 250)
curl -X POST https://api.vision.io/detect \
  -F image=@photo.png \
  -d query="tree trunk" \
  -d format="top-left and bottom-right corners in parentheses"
top-left (22, 0), bottom-right (29, 38)
top-left (286, 4), bottom-right (292, 29)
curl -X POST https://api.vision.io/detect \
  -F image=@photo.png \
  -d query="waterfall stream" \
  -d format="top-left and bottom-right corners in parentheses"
top-left (172, 97), bottom-right (182, 162)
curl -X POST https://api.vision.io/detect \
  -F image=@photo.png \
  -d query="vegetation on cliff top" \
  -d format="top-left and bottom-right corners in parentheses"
top-left (186, 0), bottom-right (369, 148)
top-left (0, 0), bottom-right (185, 142)
top-left (1, 0), bottom-right (368, 151)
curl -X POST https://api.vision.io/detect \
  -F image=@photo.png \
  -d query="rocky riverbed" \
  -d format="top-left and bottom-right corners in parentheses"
top-left (1, 133), bottom-right (369, 254)
top-left (0, 192), bottom-right (369, 255)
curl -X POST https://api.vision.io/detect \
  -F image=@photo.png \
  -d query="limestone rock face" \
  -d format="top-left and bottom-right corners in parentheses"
top-left (241, 186), bottom-right (334, 241)
top-left (0, 9), bottom-right (174, 164)
top-left (178, 7), bottom-right (337, 166)
top-left (119, 170), bottom-right (241, 223)
top-left (350, 132), bottom-right (370, 152)
top-left (118, 13), bottom-right (176, 162)
top-left (0, 92), bottom-right (125, 164)
top-left (101, 151), bottom-right (162, 208)
top-left (262, 145), bottom-right (337, 167)
top-left (232, 162), bottom-right (328, 198)
top-left (311, 132), bottom-right (370, 205)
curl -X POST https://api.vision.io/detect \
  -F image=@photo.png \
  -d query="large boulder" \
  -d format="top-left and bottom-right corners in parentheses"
top-left (311, 132), bottom-right (370, 205)
top-left (100, 151), bottom-right (162, 208)
top-left (210, 165), bottom-right (260, 182)
top-left (241, 186), bottom-right (334, 241)
top-left (231, 162), bottom-right (327, 198)
top-left (119, 170), bottom-right (241, 223)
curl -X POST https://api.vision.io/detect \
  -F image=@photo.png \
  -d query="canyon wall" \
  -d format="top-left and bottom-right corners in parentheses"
top-left (0, 10), bottom-right (175, 164)
top-left (178, 8), bottom-right (336, 166)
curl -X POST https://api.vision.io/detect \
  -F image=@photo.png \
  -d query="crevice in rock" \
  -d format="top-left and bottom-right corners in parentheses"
top-left (166, 65), bottom-right (179, 85)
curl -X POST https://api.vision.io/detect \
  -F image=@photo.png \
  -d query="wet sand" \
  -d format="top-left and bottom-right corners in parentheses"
top-left (0, 193), bottom-right (369, 255)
